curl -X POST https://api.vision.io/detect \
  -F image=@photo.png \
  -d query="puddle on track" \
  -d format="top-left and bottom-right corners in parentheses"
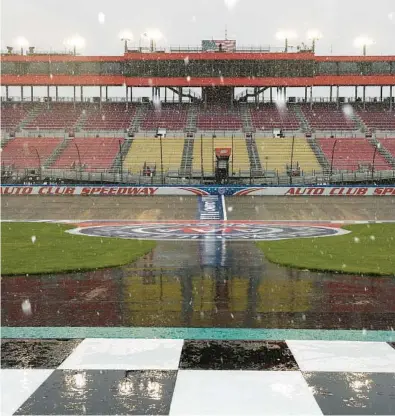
top-left (2, 241), bottom-right (394, 330)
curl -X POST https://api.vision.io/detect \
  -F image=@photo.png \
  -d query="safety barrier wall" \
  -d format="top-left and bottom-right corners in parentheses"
top-left (1, 185), bottom-right (395, 196)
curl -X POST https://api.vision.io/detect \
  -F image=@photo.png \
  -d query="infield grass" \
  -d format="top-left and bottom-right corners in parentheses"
top-left (256, 224), bottom-right (395, 276)
top-left (1, 222), bottom-right (156, 275)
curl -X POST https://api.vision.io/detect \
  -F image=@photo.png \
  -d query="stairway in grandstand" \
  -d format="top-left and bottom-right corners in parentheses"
top-left (245, 137), bottom-right (263, 175)
top-left (293, 105), bottom-right (310, 133)
top-left (129, 104), bottom-right (147, 132)
top-left (368, 137), bottom-right (395, 169)
top-left (306, 136), bottom-right (331, 173)
top-left (111, 138), bottom-right (134, 173)
top-left (185, 105), bottom-right (198, 133)
top-left (179, 136), bottom-right (194, 176)
top-left (240, 103), bottom-right (254, 133)
top-left (43, 136), bottom-right (72, 168)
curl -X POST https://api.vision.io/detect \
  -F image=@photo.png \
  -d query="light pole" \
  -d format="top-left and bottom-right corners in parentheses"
top-left (119, 140), bottom-right (123, 182)
top-left (64, 34), bottom-right (86, 56)
top-left (144, 28), bottom-right (164, 53)
top-left (119, 30), bottom-right (133, 53)
top-left (74, 141), bottom-right (82, 180)
top-left (159, 135), bottom-right (164, 184)
top-left (354, 36), bottom-right (374, 56)
top-left (276, 30), bottom-right (297, 53)
top-left (14, 36), bottom-right (29, 55)
top-left (289, 136), bottom-right (295, 185)
top-left (31, 146), bottom-right (41, 180)
top-left (330, 139), bottom-right (338, 180)
top-left (372, 142), bottom-right (381, 179)
top-left (307, 30), bottom-right (323, 53)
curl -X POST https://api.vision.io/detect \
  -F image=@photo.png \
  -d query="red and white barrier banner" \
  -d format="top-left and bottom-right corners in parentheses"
top-left (1, 185), bottom-right (395, 196)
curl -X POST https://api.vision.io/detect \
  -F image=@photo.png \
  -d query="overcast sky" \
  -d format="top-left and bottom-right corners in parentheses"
top-left (2, 0), bottom-right (395, 56)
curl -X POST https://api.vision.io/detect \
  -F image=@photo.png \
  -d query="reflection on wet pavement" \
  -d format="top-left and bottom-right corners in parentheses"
top-left (2, 241), bottom-right (394, 330)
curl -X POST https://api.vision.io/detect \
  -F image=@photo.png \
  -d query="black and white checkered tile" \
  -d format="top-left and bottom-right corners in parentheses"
top-left (1, 339), bottom-right (395, 415)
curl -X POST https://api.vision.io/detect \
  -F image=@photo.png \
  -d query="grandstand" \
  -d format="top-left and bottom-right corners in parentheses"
top-left (256, 138), bottom-right (322, 174)
top-left (1, 44), bottom-right (394, 184)
top-left (2, 137), bottom-right (62, 168)
top-left (123, 138), bottom-right (185, 174)
top-left (51, 138), bottom-right (124, 171)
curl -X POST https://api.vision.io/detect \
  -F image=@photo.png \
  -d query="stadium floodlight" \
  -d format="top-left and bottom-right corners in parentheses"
top-left (307, 30), bottom-right (323, 53)
top-left (276, 30), bottom-right (297, 52)
top-left (64, 34), bottom-right (86, 55)
top-left (14, 36), bottom-right (29, 55)
top-left (144, 28), bottom-right (164, 52)
top-left (119, 30), bottom-right (134, 53)
top-left (354, 36), bottom-right (374, 56)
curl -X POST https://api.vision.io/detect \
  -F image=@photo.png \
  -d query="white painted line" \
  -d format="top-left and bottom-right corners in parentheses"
top-left (221, 195), bottom-right (227, 221)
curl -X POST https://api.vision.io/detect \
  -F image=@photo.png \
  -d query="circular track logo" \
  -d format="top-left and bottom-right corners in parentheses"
top-left (69, 222), bottom-right (347, 241)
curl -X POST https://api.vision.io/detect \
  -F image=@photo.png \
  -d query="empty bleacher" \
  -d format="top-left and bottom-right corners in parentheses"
top-left (1, 103), bottom-right (35, 131)
top-left (123, 138), bottom-right (185, 174)
top-left (51, 137), bottom-right (123, 171)
top-left (140, 104), bottom-right (188, 131)
top-left (300, 103), bottom-right (358, 131)
top-left (355, 103), bottom-right (395, 131)
top-left (196, 105), bottom-right (243, 131)
top-left (318, 138), bottom-right (392, 171)
top-left (379, 138), bottom-right (395, 157)
top-left (255, 138), bottom-right (321, 174)
top-left (250, 103), bottom-right (300, 131)
top-left (2, 137), bottom-right (62, 168)
top-left (24, 103), bottom-right (87, 130)
top-left (192, 137), bottom-right (250, 175)
top-left (83, 103), bottom-right (136, 130)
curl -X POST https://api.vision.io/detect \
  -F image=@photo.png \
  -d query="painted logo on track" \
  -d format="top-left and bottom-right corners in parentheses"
top-left (70, 222), bottom-right (347, 241)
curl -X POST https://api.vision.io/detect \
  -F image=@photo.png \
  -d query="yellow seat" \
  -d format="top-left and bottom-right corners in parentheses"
top-left (123, 138), bottom-right (184, 174)
top-left (256, 138), bottom-right (321, 174)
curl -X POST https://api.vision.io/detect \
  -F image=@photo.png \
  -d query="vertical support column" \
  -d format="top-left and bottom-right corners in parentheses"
top-left (179, 87), bottom-right (182, 103)
top-left (270, 87), bottom-right (273, 103)
top-left (21, 86), bottom-right (24, 103)
top-left (329, 86), bottom-right (333, 102)
top-left (151, 87), bottom-right (154, 101)
top-left (31, 86), bottom-right (34, 102)
top-left (130, 86), bottom-right (133, 103)
top-left (390, 86), bottom-right (393, 111)
top-left (363, 86), bottom-right (366, 110)
top-left (80, 86), bottom-right (83, 102)
top-left (5, 85), bottom-right (9, 101)
top-left (254, 88), bottom-right (258, 106)
top-left (164, 87), bottom-right (167, 103)
top-left (309, 86), bottom-right (313, 109)
top-left (73, 86), bottom-right (76, 109)
top-left (380, 86), bottom-right (383, 102)
top-left (304, 86), bottom-right (307, 102)
top-left (47, 85), bottom-right (50, 109)
top-left (355, 86), bottom-right (358, 101)
top-left (105, 86), bottom-right (108, 102)
top-left (284, 87), bottom-right (287, 102)
top-left (55, 86), bottom-right (58, 102)
top-left (126, 85), bottom-right (129, 110)
top-left (336, 85), bottom-right (339, 109)
top-left (99, 86), bottom-right (102, 110)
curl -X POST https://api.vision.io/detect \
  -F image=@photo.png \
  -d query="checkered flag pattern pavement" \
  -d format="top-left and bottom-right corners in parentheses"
top-left (1, 339), bottom-right (395, 415)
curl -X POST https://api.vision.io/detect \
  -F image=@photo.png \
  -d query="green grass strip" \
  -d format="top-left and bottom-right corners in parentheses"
top-left (257, 224), bottom-right (395, 276)
top-left (1, 222), bottom-right (156, 275)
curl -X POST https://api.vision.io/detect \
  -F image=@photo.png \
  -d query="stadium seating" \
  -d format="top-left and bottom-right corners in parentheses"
top-left (317, 138), bottom-right (392, 171)
top-left (140, 104), bottom-right (188, 131)
top-left (24, 103), bottom-right (87, 130)
top-left (51, 138), bottom-right (123, 171)
top-left (377, 138), bottom-right (395, 158)
top-left (250, 103), bottom-right (300, 131)
top-left (1, 103), bottom-right (35, 131)
top-left (1, 137), bottom-right (62, 168)
top-left (355, 103), bottom-right (395, 131)
top-left (83, 103), bottom-right (136, 130)
top-left (196, 105), bottom-right (243, 131)
top-left (192, 137), bottom-right (250, 174)
top-left (300, 103), bottom-right (357, 131)
top-left (255, 138), bottom-right (321, 174)
top-left (123, 138), bottom-right (185, 174)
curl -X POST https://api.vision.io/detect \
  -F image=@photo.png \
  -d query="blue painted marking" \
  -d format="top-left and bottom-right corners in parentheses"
top-left (2, 327), bottom-right (394, 342)
top-left (197, 195), bottom-right (224, 220)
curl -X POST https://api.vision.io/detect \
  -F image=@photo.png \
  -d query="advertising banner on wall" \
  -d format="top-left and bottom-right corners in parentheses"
top-left (2, 185), bottom-right (395, 196)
